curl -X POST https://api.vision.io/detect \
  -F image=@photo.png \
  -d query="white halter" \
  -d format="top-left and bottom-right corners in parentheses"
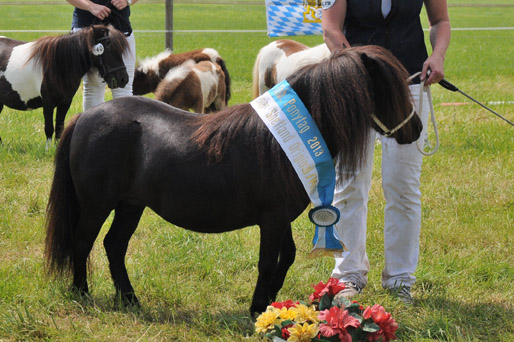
top-left (371, 72), bottom-right (440, 155)
top-left (371, 107), bottom-right (416, 137)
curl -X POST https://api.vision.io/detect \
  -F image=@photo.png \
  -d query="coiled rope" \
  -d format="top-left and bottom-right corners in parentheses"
top-left (408, 72), bottom-right (440, 156)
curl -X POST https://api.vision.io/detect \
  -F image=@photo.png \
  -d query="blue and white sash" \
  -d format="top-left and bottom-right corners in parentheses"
top-left (250, 81), bottom-right (344, 256)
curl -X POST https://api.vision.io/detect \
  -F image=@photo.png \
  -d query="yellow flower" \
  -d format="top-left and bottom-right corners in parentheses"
top-left (287, 322), bottom-right (319, 342)
top-left (278, 307), bottom-right (299, 321)
top-left (255, 307), bottom-right (282, 334)
top-left (289, 304), bottom-right (319, 324)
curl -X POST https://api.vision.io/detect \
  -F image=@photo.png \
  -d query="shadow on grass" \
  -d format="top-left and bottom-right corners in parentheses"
top-left (399, 295), bottom-right (514, 341)
top-left (65, 290), bottom-right (257, 337)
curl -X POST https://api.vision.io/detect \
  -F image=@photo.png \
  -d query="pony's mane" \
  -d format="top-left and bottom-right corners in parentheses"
top-left (28, 25), bottom-right (128, 94)
top-left (194, 45), bottom-right (412, 182)
top-left (137, 49), bottom-right (173, 73)
top-left (193, 104), bottom-right (273, 161)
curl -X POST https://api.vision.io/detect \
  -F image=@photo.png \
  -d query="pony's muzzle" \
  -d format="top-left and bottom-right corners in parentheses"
top-left (107, 68), bottom-right (129, 89)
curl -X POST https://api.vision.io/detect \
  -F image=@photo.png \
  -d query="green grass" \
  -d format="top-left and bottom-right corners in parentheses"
top-left (1, 2), bottom-right (513, 341)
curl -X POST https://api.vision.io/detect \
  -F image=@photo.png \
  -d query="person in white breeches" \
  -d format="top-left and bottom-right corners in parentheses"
top-left (321, 0), bottom-right (451, 303)
top-left (331, 84), bottom-right (430, 290)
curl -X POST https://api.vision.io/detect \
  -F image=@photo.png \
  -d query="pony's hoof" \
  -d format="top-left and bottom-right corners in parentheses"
top-left (121, 293), bottom-right (141, 308)
top-left (250, 304), bottom-right (267, 320)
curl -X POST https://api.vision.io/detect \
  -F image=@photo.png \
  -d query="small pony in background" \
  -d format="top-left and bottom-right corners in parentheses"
top-left (252, 39), bottom-right (330, 97)
top-left (133, 48), bottom-right (231, 113)
top-left (0, 25), bottom-right (129, 148)
top-left (155, 59), bottom-right (227, 113)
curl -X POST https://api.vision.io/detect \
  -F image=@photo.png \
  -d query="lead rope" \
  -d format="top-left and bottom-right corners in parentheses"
top-left (408, 72), bottom-right (440, 156)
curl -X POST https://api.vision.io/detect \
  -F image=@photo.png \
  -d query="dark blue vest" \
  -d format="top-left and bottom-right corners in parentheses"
top-left (345, 0), bottom-right (428, 82)
top-left (72, 0), bottom-right (132, 36)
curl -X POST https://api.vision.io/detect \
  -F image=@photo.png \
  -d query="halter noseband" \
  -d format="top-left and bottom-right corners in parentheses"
top-left (371, 106), bottom-right (416, 137)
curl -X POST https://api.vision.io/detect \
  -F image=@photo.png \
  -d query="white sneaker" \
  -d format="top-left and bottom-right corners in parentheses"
top-left (388, 286), bottom-right (414, 305)
top-left (333, 281), bottom-right (362, 300)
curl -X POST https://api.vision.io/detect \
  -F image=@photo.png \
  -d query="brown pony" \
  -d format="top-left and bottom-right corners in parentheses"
top-left (133, 48), bottom-right (231, 110)
top-left (0, 25), bottom-right (129, 147)
top-left (154, 60), bottom-right (227, 113)
top-left (45, 46), bottom-right (422, 316)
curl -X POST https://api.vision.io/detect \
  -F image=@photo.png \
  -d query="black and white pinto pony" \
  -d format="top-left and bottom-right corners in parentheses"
top-left (0, 25), bottom-right (129, 147)
top-left (133, 48), bottom-right (231, 113)
top-left (45, 46), bottom-right (422, 316)
top-left (252, 39), bottom-right (330, 98)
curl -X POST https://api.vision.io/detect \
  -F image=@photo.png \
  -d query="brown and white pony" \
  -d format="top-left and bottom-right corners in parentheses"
top-left (133, 48), bottom-right (231, 111)
top-left (0, 25), bottom-right (129, 147)
top-left (155, 60), bottom-right (227, 113)
top-left (252, 39), bottom-right (330, 98)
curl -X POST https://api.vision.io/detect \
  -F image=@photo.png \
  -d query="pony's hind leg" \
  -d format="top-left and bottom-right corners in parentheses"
top-left (103, 202), bottom-right (144, 306)
top-left (72, 206), bottom-right (112, 296)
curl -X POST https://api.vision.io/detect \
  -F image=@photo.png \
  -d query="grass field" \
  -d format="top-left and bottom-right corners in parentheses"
top-left (0, 2), bottom-right (513, 341)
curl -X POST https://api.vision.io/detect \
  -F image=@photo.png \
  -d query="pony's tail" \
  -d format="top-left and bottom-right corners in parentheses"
top-left (251, 54), bottom-right (261, 99)
top-left (216, 57), bottom-right (231, 104)
top-left (45, 115), bottom-right (81, 277)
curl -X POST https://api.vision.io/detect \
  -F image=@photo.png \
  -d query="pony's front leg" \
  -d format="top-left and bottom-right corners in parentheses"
top-left (42, 104), bottom-right (55, 149)
top-left (55, 99), bottom-right (73, 141)
top-left (251, 213), bottom-right (291, 317)
top-left (0, 103), bottom-right (3, 143)
top-left (268, 226), bottom-right (296, 301)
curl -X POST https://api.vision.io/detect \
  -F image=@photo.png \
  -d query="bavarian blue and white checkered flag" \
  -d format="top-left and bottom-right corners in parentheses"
top-left (265, 0), bottom-right (323, 37)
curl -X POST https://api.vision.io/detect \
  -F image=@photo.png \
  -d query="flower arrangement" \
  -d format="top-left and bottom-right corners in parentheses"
top-left (255, 278), bottom-right (398, 342)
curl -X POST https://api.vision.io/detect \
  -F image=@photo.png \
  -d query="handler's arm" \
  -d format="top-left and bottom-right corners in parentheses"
top-left (322, 0), bottom-right (351, 52)
top-left (422, 0), bottom-right (451, 85)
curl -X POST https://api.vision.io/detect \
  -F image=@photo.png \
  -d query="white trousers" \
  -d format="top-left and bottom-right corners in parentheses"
top-left (331, 84), bottom-right (430, 290)
top-left (82, 33), bottom-right (136, 110)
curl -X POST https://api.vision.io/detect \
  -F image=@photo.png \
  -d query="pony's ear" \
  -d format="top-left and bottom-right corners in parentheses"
top-left (360, 52), bottom-right (379, 75)
top-left (92, 25), bottom-right (109, 39)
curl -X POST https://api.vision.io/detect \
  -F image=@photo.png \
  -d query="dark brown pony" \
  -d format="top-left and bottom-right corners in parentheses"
top-left (133, 48), bottom-right (231, 110)
top-left (45, 46), bottom-right (422, 316)
top-left (0, 25), bottom-right (128, 147)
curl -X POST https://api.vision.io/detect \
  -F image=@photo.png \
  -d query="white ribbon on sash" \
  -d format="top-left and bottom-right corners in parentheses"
top-left (250, 80), bottom-right (344, 256)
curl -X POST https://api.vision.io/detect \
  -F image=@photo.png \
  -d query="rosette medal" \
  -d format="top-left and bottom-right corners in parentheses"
top-left (309, 205), bottom-right (340, 227)
top-left (251, 81), bottom-right (344, 256)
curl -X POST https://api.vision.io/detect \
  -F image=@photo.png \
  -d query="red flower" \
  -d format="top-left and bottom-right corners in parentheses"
top-left (309, 277), bottom-right (346, 301)
top-left (271, 300), bottom-right (299, 309)
top-left (281, 323), bottom-right (293, 339)
top-left (319, 306), bottom-right (361, 342)
top-left (363, 304), bottom-right (399, 342)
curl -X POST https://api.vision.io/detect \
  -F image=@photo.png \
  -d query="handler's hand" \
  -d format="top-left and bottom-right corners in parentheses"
top-left (111, 0), bottom-right (129, 10)
top-left (90, 3), bottom-right (111, 20)
top-left (421, 54), bottom-right (445, 86)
